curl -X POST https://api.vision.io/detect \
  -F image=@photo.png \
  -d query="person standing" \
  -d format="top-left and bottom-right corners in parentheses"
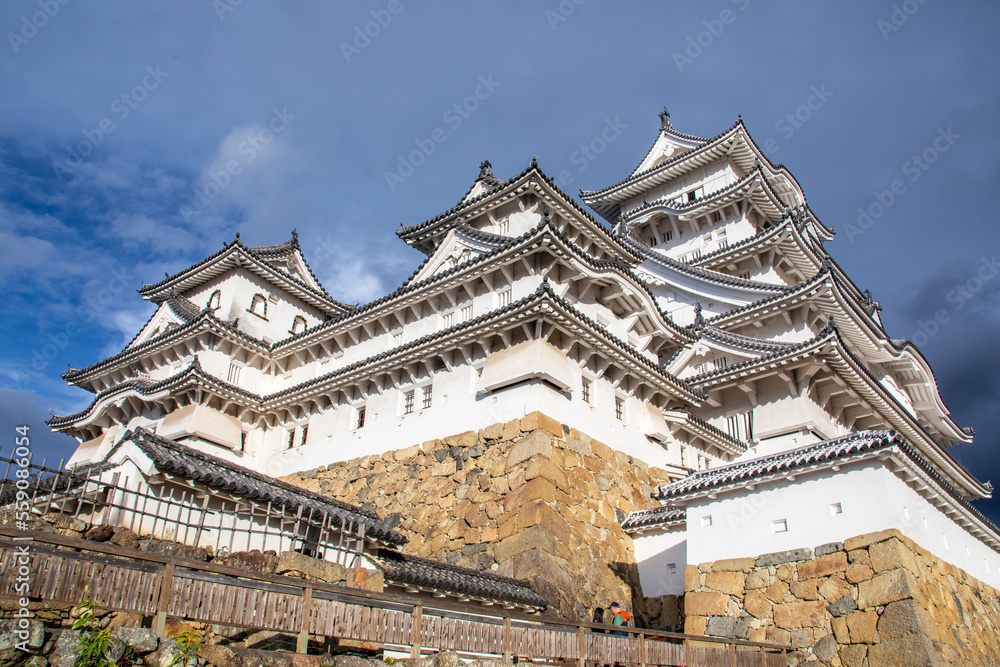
top-left (608, 602), bottom-right (630, 637)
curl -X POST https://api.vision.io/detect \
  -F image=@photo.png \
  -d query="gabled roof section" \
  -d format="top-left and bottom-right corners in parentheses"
top-left (650, 430), bottom-right (999, 551)
top-left (582, 117), bottom-right (808, 222)
top-left (63, 309), bottom-right (270, 388)
top-left (370, 548), bottom-right (547, 610)
top-left (117, 428), bottom-right (407, 546)
top-left (622, 234), bottom-right (790, 295)
top-left (397, 158), bottom-right (638, 265)
top-left (459, 160), bottom-right (505, 203)
top-left (620, 165), bottom-right (790, 226)
top-left (620, 504), bottom-right (685, 533)
top-left (138, 232), bottom-right (353, 317)
top-left (627, 108), bottom-right (708, 177)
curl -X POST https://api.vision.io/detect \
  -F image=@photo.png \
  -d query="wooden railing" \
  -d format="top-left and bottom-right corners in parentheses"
top-left (0, 529), bottom-right (787, 666)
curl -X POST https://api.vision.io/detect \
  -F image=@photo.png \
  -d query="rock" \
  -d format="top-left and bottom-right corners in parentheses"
top-left (0, 618), bottom-right (46, 664)
top-left (24, 656), bottom-right (47, 667)
top-left (844, 528), bottom-right (905, 551)
top-left (838, 644), bottom-right (867, 667)
top-left (796, 552), bottom-right (847, 579)
top-left (710, 557), bottom-right (756, 573)
top-left (812, 634), bottom-right (838, 662)
top-left (814, 542), bottom-right (844, 558)
top-left (519, 411), bottom-right (563, 437)
top-left (869, 538), bottom-right (917, 573)
top-left (756, 548), bottom-right (813, 568)
top-left (773, 601), bottom-right (826, 629)
top-left (857, 569), bottom-right (917, 608)
top-left (877, 599), bottom-right (924, 640)
top-left (684, 592), bottom-right (729, 616)
top-left (109, 527), bottom-right (140, 549)
top-left (705, 615), bottom-right (751, 639)
top-left (84, 524), bottom-right (115, 542)
top-left (115, 627), bottom-right (159, 653)
top-left (48, 630), bottom-right (81, 667)
top-left (222, 550), bottom-right (277, 572)
top-left (106, 635), bottom-right (127, 664)
top-left (506, 430), bottom-right (553, 469)
top-left (744, 590), bottom-right (772, 620)
top-left (866, 633), bottom-right (939, 666)
top-left (42, 513), bottom-right (86, 533)
top-left (274, 551), bottom-right (347, 584)
top-left (684, 565), bottom-right (701, 592)
top-left (198, 644), bottom-right (244, 667)
top-left (705, 571), bottom-right (745, 596)
top-left (846, 610), bottom-right (878, 644)
top-left (845, 563), bottom-right (873, 584)
top-left (334, 656), bottom-right (374, 667)
top-left (143, 638), bottom-right (180, 667)
top-left (763, 580), bottom-right (788, 604)
top-left (827, 594), bottom-right (857, 617)
top-left (430, 652), bottom-right (463, 667)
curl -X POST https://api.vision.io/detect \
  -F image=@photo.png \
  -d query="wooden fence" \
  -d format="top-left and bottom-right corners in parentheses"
top-left (0, 529), bottom-right (787, 667)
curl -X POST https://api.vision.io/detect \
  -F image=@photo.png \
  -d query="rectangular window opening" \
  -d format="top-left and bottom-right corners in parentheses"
top-left (498, 288), bottom-right (512, 308)
top-left (355, 406), bottom-right (366, 430)
top-left (830, 502), bottom-right (843, 515)
top-left (581, 379), bottom-right (592, 404)
top-left (772, 519), bottom-right (788, 534)
top-left (615, 397), bottom-right (625, 421)
top-left (227, 363), bottom-right (242, 384)
top-left (422, 384), bottom-right (433, 410)
top-left (701, 515), bottom-right (713, 528)
top-left (403, 390), bottom-right (415, 415)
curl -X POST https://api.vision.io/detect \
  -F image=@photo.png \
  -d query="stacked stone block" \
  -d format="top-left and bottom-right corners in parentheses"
top-left (282, 412), bottom-right (672, 619)
top-left (685, 528), bottom-right (1000, 666)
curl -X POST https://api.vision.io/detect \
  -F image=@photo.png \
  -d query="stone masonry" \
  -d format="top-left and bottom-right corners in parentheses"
top-left (685, 528), bottom-right (1000, 666)
top-left (281, 412), bottom-right (673, 620)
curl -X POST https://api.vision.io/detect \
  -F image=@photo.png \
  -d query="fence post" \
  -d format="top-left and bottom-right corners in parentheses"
top-left (684, 639), bottom-right (691, 667)
top-left (638, 632), bottom-right (646, 667)
top-left (154, 562), bottom-right (174, 636)
top-left (297, 587), bottom-right (313, 654)
top-left (577, 625), bottom-right (585, 667)
top-left (410, 605), bottom-right (423, 660)
top-left (503, 616), bottom-right (512, 662)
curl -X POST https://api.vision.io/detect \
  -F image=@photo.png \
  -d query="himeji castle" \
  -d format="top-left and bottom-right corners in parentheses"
top-left (49, 109), bottom-right (1000, 654)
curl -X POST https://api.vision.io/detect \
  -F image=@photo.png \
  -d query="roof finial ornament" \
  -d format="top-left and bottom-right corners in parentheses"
top-left (543, 208), bottom-right (552, 225)
top-left (164, 272), bottom-right (170, 278)
top-left (478, 160), bottom-right (493, 179)
top-left (291, 228), bottom-right (299, 243)
top-left (659, 107), bottom-right (671, 130)
top-left (530, 155), bottom-right (538, 168)
top-left (694, 303), bottom-right (705, 326)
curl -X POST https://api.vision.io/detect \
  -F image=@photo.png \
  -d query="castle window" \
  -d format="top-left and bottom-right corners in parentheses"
top-left (686, 189), bottom-right (697, 203)
top-left (300, 425), bottom-right (308, 446)
top-left (355, 406), bottom-right (366, 430)
top-left (460, 305), bottom-right (473, 322)
top-left (421, 384), bottom-right (433, 410)
top-left (701, 515), bottom-right (713, 528)
top-left (208, 290), bottom-right (221, 310)
top-left (403, 390), bottom-right (415, 415)
top-left (726, 410), bottom-right (754, 441)
top-left (240, 431), bottom-right (246, 451)
top-left (290, 316), bottom-right (307, 334)
top-left (615, 396), bottom-right (625, 421)
top-left (664, 230), bottom-right (674, 241)
top-left (442, 312), bottom-right (454, 328)
top-left (581, 378), bottom-right (592, 404)
top-left (393, 332), bottom-right (403, 348)
top-left (772, 519), bottom-right (788, 534)
top-left (287, 428), bottom-right (296, 450)
top-left (227, 362), bottom-right (242, 384)
top-left (497, 288), bottom-right (512, 308)
top-left (249, 294), bottom-right (268, 319)
top-left (830, 502), bottom-right (843, 515)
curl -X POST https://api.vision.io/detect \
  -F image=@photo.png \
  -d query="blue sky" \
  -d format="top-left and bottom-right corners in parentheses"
top-left (2, 2), bottom-right (999, 519)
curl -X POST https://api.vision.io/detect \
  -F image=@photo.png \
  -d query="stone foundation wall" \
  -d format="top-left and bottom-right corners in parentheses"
top-left (685, 528), bottom-right (1000, 666)
top-left (282, 412), bottom-right (672, 620)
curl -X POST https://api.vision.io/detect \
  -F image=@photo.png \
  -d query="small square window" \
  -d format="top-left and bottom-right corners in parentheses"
top-left (701, 515), bottom-right (713, 528)
top-left (830, 502), bottom-right (843, 515)
top-left (772, 519), bottom-right (788, 534)
top-left (667, 563), bottom-right (676, 574)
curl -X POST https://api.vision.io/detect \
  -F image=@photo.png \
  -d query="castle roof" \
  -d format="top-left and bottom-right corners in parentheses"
top-left (369, 548), bottom-right (548, 611)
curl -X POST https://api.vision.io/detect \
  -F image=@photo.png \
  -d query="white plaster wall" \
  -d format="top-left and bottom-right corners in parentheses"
top-left (682, 461), bottom-right (1000, 588)
top-left (633, 529), bottom-right (687, 597)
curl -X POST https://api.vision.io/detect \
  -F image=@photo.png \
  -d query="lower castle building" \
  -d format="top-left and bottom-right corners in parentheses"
top-left (49, 109), bottom-right (1000, 661)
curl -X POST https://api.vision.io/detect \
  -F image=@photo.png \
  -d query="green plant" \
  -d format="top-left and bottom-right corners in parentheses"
top-left (383, 657), bottom-right (399, 665)
top-left (71, 598), bottom-right (114, 667)
top-left (168, 628), bottom-right (204, 667)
